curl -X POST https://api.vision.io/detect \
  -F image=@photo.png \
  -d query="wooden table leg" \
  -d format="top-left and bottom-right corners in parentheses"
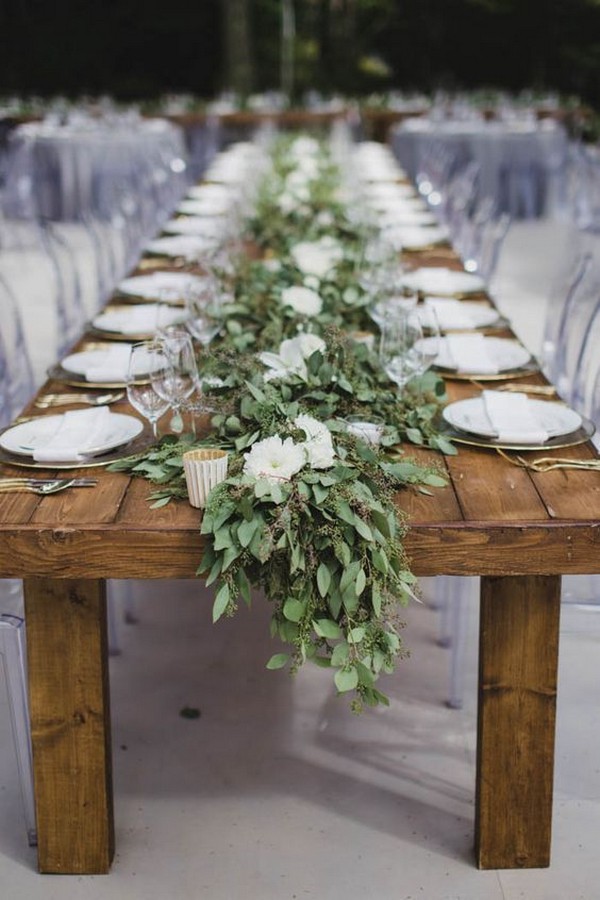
top-left (24, 577), bottom-right (114, 874)
top-left (475, 575), bottom-right (560, 869)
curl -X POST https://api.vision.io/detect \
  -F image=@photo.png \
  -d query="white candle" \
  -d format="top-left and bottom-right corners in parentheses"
top-left (345, 418), bottom-right (384, 446)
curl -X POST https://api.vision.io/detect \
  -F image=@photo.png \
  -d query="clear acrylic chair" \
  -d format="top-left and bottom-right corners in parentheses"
top-left (551, 251), bottom-right (600, 401)
top-left (541, 242), bottom-right (595, 385)
top-left (0, 272), bottom-right (36, 425)
top-left (0, 585), bottom-right (36, 847)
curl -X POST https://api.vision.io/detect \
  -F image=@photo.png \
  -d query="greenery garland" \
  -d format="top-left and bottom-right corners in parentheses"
top-left (111, 134), bottom-right (455, 709)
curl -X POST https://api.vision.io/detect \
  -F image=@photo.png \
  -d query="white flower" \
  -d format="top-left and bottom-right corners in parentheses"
top-left (290, 238), bottom-right (344, 279)
top-left (294, 413), bottom-right (330, 443)
top-left (259, 334), bottom-right (326, 382)
top-left (285, 171), bottom-right (311, 201)
top-left (277, 191), bottom-right (300, 214)
top-left (243, 436), bottom-right (306, 482)
top-left (289, 136), bottom-right (320, 158)
top-left (280, 285), bottom-right (323, 317)
top-left (294, 414), bottom-right (336, 469)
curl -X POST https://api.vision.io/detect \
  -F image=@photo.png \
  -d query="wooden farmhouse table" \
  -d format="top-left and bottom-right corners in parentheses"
top-left (0, 246), bottom-right (599, 876)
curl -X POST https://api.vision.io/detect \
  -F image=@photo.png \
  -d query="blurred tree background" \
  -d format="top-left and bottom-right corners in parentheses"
top-left (0, 0), bottom-right (599, 106)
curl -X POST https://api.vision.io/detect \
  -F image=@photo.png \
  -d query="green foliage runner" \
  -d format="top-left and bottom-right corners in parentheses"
top-left (112, 134), bottom-right (454, 710)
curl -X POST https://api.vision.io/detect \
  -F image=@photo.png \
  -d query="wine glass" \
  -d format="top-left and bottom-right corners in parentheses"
top-left (151, 331), bottom-right (199, 433)
top-left (184, 279), bottom-right (224, 348)
top-left (379, 311), bottom-right (427, 391)
top-left (126, 341), bottom-right (170, 439)
top-left (369, 289), bottom-right (418, 331)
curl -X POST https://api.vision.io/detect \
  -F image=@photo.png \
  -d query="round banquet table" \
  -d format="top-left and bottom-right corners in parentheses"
top-left (391, 117), bottom-right (569, 218)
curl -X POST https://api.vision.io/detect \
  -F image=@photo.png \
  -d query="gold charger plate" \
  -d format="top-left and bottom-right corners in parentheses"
top-left (47, 362), bottom-right (151, 390)
top-left (440, 416), bottom-right (595, 452)
top-left (434, 360), bottom-right (540, 381)
top-left (0, 427), bottom-right (155, 470)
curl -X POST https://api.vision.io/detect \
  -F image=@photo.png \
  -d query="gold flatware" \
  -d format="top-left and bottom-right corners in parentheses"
top-left (496, 449), bottom-right (600, 473)
top-left (35, 391), bottom-right (125, 408)
top-left (137, 256), bottom-right (188, 270)
top-left (469, 379), bottom-right (558, 397)
top-left (0, 477), bottom-right (97, 494)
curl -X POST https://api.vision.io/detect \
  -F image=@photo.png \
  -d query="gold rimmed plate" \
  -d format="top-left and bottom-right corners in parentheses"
top-left (434, 360), bottom-right (540, 381)
top-left (0, 417), bottom-right (154, 470)
top-left (439, 417), bottom-right (595, 452)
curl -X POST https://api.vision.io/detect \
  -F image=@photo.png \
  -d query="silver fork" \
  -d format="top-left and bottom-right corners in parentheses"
top-left (35, 391), bottom-right (125, 408)
top-left (0, 478), bottom-right (97, 494)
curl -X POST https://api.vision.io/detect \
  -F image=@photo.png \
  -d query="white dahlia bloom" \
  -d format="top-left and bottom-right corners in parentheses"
top-left (280, 285), bottom-right (323, 317)
top-left (294, 414), bottom-right (336, 469)
top-left (290, 237), bottom-right (343, 279)
top-left (243, 436), bottom-right (306, 482)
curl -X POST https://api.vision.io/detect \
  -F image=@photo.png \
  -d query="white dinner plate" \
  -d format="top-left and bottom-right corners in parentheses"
top-left (145, 235), bottom-right (217, 259)
top-left (92, 305), bottom-right (185, 337)
top-left (177, 198), bottom-right (231, 217)
top-left (386, 225), bottom-right (449, 251)
top-left (117, 272), bottom-right (208, 302)
top-left (61, 346), bottom-right (151, 381)
top-left (420, 301), bottom-right (500, 331)
top-left (420, 336), bottom-right (531, 372)
top-left (443, 397), bottom-right (583, 440)
top-left (0, 413), bottom-right (143, 459)
top-left (401, 267), bottom-right (486, 296)
top-left (162, 216), bottom-right (224, 236)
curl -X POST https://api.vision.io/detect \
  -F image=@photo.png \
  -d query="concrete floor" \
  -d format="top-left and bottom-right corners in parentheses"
top-left (1, 219), bottom-right (600, 898)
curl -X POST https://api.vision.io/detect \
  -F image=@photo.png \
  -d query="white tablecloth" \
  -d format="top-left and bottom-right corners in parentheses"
top-left (4, 118), bottom-right (188, 222)
top-left (391, 117), bottom-right (569, 218)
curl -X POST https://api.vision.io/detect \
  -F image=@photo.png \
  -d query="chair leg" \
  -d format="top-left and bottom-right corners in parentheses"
top-left (435, 576), bottom-right (475, 709)
top-left (0, 614), bottom-right (37, 846)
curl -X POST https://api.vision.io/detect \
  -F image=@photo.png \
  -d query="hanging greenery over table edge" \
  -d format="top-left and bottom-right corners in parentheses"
top-left (109, 134), bottom-right (456, 710)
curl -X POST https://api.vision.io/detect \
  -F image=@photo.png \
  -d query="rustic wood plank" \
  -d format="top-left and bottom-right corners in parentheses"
top-left (446, 446), bottom-right (549, 522)
top-left (24, 577), bottom-right (114, 873)
top-left (28, 471), bottom-right (130, 526)
top-left (394, 446), bottom-right (463, 523)
top-left (475, 575), bottom-right (560, 869)
top-left (526, 444), bottom-right (600, 520)
top-left (117, 476), bottom-right (202, 527)
top-left (1, 520), bottom-right (599, 579)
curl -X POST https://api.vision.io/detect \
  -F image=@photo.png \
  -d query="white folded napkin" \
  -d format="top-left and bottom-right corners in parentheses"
top-left (83, 345), bottom-right (132, 382)
top-left (97, 305), bottom-right (181, 335)
top-left (444, 334), bottom-right (499, 374)
top-left (33, 408), bottom-right (113, 463)
top-left (425, 298), bottom-right (474, 331)
top-left (482, 391), bottom-right (549, 444)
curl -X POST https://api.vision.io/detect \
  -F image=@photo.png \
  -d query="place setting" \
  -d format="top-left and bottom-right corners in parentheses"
top-left (0, 405), bottom-right (149, 469)
top-left (441, 388), bottom-right (595, 451)
top-left (400, 266), bottom-right (487, 297)
top-left (115, 270), bottom-right (210, 303)
top-left (48, 341), bottom-right (155, 388)
top-left (89, 304), bottom-right (186, 341)
top-left (419, 331), bottom-right (538, 379)
top-left (419, 297), bottom-right (508, 332)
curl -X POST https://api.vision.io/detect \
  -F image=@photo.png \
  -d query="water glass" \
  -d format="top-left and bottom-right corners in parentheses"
top-left (126, 341), bottom-right (170, 438)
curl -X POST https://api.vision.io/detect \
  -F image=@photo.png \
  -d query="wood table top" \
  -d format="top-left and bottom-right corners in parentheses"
top-left (1, 250), bottom-right (598, 582)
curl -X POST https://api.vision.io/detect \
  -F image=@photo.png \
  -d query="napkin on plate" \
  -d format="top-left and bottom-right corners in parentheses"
top-left (424, 298), bottom-right (475, 331)
top-left (97, 305), bottom-right (181, 335)
top-left (444, 333), bottom-right (499, 374)
top-left (33, 407), bottom-right (113, 463)
top-left (482, 390), bottom-right (549, 444)
top-left (81, 345), bottom-right (132, 382)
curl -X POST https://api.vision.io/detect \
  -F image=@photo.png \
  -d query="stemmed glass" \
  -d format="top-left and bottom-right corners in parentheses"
top-left (126, 341), bottom-right (170, 439)
top-left (379, 308), bottom-right (440, 392)
top-left (184, 279), bottom-right (224, 348)
top-left (151, 330), bottom-right (200, 433)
